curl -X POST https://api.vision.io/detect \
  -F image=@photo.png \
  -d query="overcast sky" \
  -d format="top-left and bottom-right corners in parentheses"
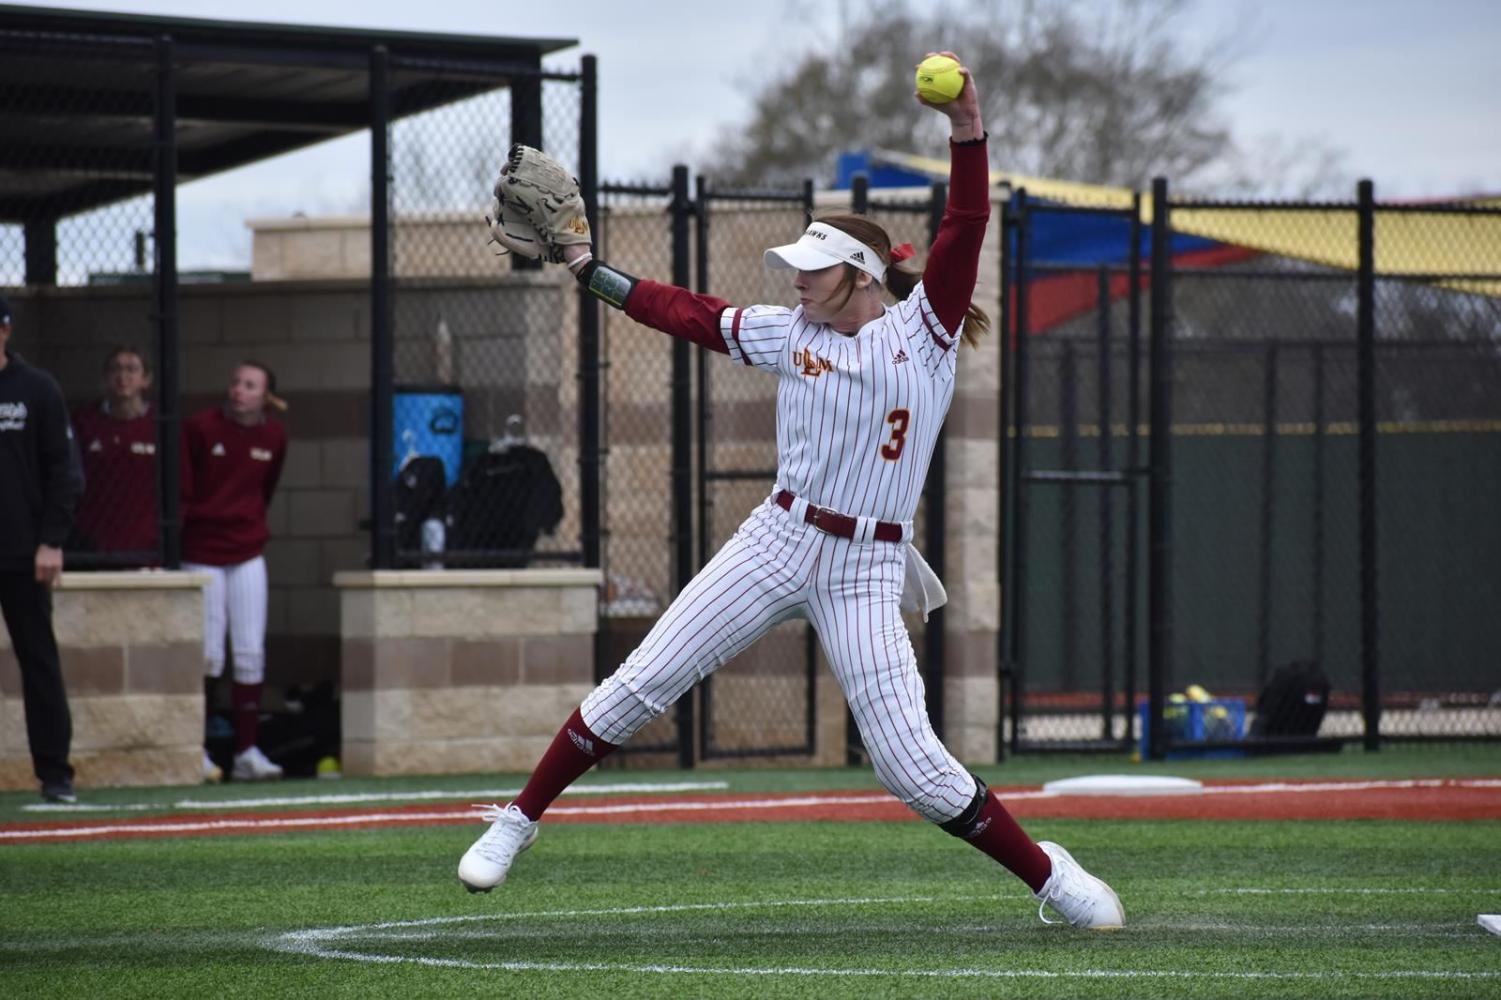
top-left (26, 0), bottom-right (1501, 269)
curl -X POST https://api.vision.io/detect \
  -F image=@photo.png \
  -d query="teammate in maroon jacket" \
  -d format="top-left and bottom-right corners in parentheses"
top-left (181, 361), bottom-right (288, 782)
top-left (71, 346), bottom-right (158, 558)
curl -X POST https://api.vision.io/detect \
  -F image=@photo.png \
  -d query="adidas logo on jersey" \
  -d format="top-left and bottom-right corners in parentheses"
top-left (211, 442), bottom-right (226, 456)
top-left (892, 348), bottom-right (909, 365)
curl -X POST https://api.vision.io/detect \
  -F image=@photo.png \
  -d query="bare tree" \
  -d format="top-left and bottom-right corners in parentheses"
top-left (702, 0), bottom-right (1336, 194)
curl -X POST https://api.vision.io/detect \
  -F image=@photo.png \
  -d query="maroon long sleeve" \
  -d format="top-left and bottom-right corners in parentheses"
top-left (180, 407), bottom-right (287, 566)
top-left (623, 278), bottom-right (733, 353)
top-left (922, 138), bottom-right (991, 335)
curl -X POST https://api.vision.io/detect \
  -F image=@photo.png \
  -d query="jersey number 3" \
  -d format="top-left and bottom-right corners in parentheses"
top-left (880, 408), bottom-right (910, 461)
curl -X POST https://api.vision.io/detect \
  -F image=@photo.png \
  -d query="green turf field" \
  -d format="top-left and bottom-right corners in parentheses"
top-left (2, 746), bottom-right (1499, 999)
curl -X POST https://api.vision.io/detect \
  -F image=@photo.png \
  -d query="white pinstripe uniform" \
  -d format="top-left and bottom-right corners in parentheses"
top-left (582, 271), bottom-right (977, 825)
top-left (183, 557), bottom-right (268, 685)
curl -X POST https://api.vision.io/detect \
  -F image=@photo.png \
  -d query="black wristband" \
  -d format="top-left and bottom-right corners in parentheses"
top-left (576, 259), bottom-right (638, 310)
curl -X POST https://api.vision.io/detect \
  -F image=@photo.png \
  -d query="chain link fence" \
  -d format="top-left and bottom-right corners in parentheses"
top-left (1164, 204), bottom-right (1366, 745)
top-left (386, 64), bottom-right (584, 569)
top-left (696, 182), bottom-right (816, 760)
top-left (592, 178), bottom-right (679, 754)
top-left (1003, 188), bottom-right (1501, 752)
top-left (1370, 205), bottom-right (1501, 738)
top-left (0, 28), bottom-right (163, 568)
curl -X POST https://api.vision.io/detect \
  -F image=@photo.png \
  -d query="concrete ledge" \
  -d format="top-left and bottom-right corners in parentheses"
top-left (335, 567), bottom-right (602, 777)
top-left (333, 569), bottom-right (603, 589)
top-left (0, 577), bottom-right (207, 792)
top-left (58, 570), bottom-right (212, 591)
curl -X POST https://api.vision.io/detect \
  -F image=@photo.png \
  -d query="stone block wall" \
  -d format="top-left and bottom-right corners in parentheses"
top-left (335, 569), bottom-right (602, 775)
top-left (0, 571), bottom-right (206, 791)
top-left (7, 272), bottom-right (572, 696)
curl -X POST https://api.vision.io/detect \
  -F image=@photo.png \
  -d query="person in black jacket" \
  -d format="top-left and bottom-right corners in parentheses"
top-left (0, 296), bottom-right (84, 803)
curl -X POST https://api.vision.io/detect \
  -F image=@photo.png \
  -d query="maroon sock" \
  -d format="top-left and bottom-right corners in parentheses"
top-left (512, 708), bottom-right (618, 821)
top-left (231, 681), bottom-right (263, 754)
top-left (963, 790), bottom-right (1054, 892)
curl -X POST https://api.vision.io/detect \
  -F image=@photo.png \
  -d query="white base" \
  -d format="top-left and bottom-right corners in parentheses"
top-left (1480, 914), bottom-right (1501, 937)
top-left (1043, 774), bottom-right (1204, 797)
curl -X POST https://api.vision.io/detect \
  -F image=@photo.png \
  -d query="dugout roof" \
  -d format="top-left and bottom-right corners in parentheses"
top-left (0, 4), bottom-right (576, 223)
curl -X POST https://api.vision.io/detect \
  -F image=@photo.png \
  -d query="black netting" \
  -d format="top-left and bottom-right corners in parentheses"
top-left (386, 65), bottom-right (583, 569)
top-left (0, 29), bottom-right (162, 567)
top-left (1005, 192), bottom-right (1501, 751)
top-left (1370, 205), bottom-right (1501, 738)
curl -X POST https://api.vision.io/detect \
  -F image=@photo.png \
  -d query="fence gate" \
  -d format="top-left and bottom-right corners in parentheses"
top-left (1001, 191), bottom-right (1147, 752)
top-left (693, 177), bottom-right (820, 761)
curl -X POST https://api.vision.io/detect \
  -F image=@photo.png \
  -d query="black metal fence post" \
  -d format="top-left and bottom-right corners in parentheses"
top-left (996, 197), bottom-right (1013, 760)
top-left (1146, 177), bottom-right (1173, 761)
top-left (578, 54), bottom-right (601, 571)
top-left (369, 45), bottom-right (395, 570)
top-left (1124, 191), bottom-right (1143, 746)
top-left (153, 34), bottom-right (181, 569)
top-left (694, 174), bottom-right (711, 570)
top-left (669, 164), bottom-right (695, 769)
top-left (1357, 179), bottom-right (1381, 751)
top-left (1006, 189), bottom-right (1031, 756)
top-left (1095, 265), bottom-right (1115, 739)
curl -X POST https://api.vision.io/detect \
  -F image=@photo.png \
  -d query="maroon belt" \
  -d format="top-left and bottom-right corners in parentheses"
top-left (774, 490), bottom-right (904, 543)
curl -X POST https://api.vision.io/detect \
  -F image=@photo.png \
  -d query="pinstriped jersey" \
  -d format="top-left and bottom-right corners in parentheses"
top-left (720, 281), bottom-right (958, 523)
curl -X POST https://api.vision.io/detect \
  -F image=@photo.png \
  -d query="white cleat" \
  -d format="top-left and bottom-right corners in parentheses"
top-left (230, 745), bottom-right (283, 781)
top-left (1034, 841), bottom-right (1125, 929)
top-left (458, 803), bottom-right (539, 893)
top-left (202, 750), bottom-right (223, 784)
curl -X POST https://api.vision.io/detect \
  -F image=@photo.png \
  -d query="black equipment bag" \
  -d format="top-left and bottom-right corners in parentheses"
top-left (1250, 661), bottom-right (1331, 738)
top-left (445, 444), bottom-right (563, 566)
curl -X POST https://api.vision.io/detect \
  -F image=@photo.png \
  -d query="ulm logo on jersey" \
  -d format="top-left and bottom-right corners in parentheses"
top-left (250, 447), bottom-right (274, 462)
top-left (130, 441), bottom-right (156, 455)
top-left (793, 347), bottom-right (834, 378)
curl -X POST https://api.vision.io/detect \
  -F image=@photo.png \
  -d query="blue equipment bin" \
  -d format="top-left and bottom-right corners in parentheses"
top-left (1137, 699), bottom-right (1246, 759)
top-left (393, 385), bottom-right (464, 487)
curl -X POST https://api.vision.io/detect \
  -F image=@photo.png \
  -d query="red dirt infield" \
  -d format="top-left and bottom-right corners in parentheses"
top-left (3, 778), bottom-right (1497, 843)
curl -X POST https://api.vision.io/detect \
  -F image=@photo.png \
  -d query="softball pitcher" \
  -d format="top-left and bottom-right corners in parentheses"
top-left (461, 53), bottom-right (1122, 929)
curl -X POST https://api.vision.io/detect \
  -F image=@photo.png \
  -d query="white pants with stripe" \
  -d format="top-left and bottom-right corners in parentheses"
top-left (183, 556), bottom-right (268, 684)
top-left (582, 499), bottom-right (976, 824)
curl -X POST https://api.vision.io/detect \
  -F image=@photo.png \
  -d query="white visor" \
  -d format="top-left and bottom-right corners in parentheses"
top-left (764, 222), bottom-right (886, 282)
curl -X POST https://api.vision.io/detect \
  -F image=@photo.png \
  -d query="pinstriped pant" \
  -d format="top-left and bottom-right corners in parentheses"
top-left (582, 499), bottom-right (976, 824)
top-left (183, 556), bottom-right (268, 684)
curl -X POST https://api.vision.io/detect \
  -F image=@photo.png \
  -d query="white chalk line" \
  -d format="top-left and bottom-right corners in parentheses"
top-left (1203, 887), bottom-right (1501, 895)
top-left (22, 776), bottom-right (1501, 816)
top-left (0, 793), bottom-right (900, 841)
top-left (20, 780), bottom-right (732, 813)
top-left (270, 895), bottom-right (1501, 981)
top-left (10, 777), bottom-right (1501, 842)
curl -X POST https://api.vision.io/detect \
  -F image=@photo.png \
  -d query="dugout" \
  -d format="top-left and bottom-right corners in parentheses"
top-left (0, 5), bottom-right (603, 784)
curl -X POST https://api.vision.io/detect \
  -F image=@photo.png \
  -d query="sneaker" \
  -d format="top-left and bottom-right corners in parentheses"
top-left (231, 746), bottom-right (283, 781)
top-left (40, 779), bottom-right (77, 804)
top-left (202, 750), bottom-right (223, 784)
top-left (458, 803), bottom-right (539, 893)
top-left (1034, 841), bottom-right (1125, 929)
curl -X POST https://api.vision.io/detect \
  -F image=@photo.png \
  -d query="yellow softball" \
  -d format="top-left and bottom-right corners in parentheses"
top-left (915, 54), bottom-right (964, 104)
